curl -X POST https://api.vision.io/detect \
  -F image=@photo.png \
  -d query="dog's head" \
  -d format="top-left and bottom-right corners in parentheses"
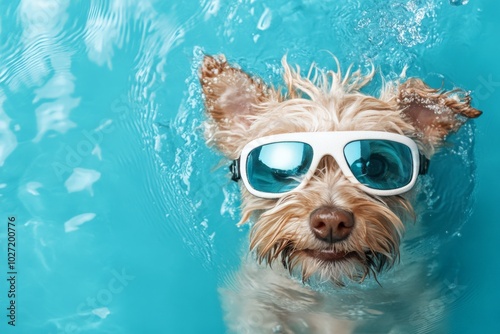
top-left (200, 54), bottom-right (481, 284)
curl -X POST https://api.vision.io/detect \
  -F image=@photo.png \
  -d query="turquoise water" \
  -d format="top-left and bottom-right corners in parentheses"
top-left (0, 0), bottom-right (499, 333)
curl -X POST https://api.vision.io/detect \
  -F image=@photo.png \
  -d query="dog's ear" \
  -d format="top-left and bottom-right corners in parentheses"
top-left (200, 54), bottom-right (274, 158)
top-left (397, 78), bottom-right (481, 153)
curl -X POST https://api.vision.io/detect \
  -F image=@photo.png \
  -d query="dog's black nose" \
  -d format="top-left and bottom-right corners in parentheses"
top-left (309, 206), bottom-right (354, 243)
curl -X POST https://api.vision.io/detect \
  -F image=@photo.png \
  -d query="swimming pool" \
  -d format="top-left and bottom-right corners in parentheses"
top-left (0, 0), bottom-right (499, 333)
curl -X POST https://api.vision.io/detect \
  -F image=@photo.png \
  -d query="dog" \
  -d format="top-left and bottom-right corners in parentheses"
top-left (199, 54), bottom-right (481, 334)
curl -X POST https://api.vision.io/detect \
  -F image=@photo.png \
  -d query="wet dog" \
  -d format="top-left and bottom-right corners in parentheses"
top-left (200, 54), bottom-right (481, 333)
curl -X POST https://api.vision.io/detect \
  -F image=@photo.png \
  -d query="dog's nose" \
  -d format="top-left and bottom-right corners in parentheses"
top-left (309, 206), bottom-right (354, 243)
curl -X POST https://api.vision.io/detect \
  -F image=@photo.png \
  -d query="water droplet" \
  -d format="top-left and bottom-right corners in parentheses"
top-left (449, 0), bottom-right (469, 6)
top-left (257, 7), bottom-right (272, 31)
top-left (272, 324), bottom-right (283, 333)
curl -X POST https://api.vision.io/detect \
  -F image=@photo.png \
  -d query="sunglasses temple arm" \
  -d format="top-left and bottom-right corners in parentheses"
top-left (229, 158), bottom-right (241, 182)
top-left (419, 154), bottom-right (430, 175)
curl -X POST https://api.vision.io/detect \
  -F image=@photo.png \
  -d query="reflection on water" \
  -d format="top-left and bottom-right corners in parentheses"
top-left (0, 0), bottom-right (494, 333)
top-left (0, 92), bottom-right (17, 166)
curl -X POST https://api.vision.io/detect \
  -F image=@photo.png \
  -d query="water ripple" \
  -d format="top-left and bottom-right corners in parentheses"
top-left (84, 0), bottom-right (130, 69)
top-left (5, 0), bottom-right (73, 89)
top-left (0, 90), bottom-right (17, 166)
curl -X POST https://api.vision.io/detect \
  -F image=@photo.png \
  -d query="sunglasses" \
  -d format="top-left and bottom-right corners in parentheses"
top-left (229, 131), bottom-right (429, 198)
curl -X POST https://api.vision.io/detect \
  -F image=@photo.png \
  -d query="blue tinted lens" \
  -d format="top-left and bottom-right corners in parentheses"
top-left (247, 142), bottom-right (313, 193)
top-left (343, 140), bottom-right (413, 190)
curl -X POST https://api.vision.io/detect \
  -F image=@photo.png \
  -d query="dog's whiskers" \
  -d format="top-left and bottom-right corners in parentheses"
top-left (200, 52), bottom-right (481, 332)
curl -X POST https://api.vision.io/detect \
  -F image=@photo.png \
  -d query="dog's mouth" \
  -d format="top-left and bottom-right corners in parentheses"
top-left (303, 249), bottom-right (358, 262)
top-left (277, 244), bottom-right (392, 283)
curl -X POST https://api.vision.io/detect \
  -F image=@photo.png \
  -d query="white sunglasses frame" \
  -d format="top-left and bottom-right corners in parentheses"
top-left (230, 131), bottom-right (428, 198)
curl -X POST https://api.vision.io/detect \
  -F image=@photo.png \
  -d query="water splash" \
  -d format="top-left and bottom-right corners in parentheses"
top-left (335, 0), bottom-right (442, 68)
top-left (151, 49), bottom-right (219, 268)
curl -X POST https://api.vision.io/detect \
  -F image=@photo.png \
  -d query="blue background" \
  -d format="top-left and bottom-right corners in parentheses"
top-left (0, 0), bottom-right (499, 333)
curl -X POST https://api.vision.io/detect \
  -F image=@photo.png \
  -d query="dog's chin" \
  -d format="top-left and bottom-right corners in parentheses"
top-left (303, 249), bottom-right (359, 262)
top-left (277, 247), bottom-right (389, 285)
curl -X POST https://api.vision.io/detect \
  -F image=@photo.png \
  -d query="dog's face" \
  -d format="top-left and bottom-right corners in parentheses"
top-left (200, 55), bottom-right (481, 284)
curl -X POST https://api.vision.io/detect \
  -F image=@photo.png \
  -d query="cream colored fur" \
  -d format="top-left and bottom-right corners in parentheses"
top-left (200, 54), bottom-right (481, 333)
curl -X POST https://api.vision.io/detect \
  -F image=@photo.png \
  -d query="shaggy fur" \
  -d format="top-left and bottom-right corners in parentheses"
top-left (200, 54), bottom-right (481, 333)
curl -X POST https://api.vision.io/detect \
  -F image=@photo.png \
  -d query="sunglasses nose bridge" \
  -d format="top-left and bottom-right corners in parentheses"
top-left (312, 142), bottom-right (344, 168)
top-left (309, 145), bottom-right (358, 184)
top-left (313, 153), bottom-right (341, 175)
